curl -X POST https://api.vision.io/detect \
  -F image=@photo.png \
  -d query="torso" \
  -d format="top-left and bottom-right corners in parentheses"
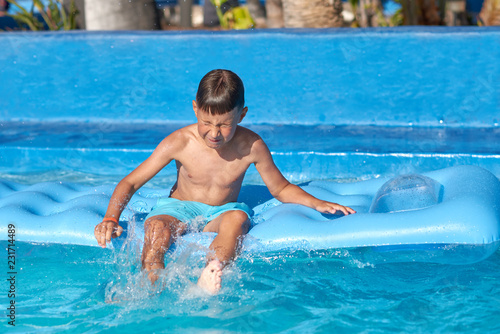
top-left (168, 124), bottom-right (259, 206)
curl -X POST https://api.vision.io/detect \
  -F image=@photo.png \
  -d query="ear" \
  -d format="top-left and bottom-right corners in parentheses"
top-left (238, 107), bottom-right (248, 123)
top-left (192, 100), bottom-right (198, 118)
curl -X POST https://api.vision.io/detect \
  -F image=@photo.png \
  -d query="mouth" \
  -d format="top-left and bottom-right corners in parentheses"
top-left (208, 137), bottom-right (221, 143)
top-left (207, 137), bottom-right (222, 145)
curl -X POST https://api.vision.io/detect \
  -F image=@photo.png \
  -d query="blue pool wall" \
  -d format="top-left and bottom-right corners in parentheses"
top-left (1, 27), bottom-right (500, 127)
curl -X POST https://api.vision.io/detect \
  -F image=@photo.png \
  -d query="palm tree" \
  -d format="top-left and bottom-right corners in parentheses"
top-left (85, 0), bottom-right (160, 30)
top-left (401, 0), bottom-right (442, 26)
top-left (265, 0), bottom-right (284, 28)
top-left (247, 0), bottom-right (266, 26)
top-left (282, 0), bottom-right (343, 28)
top-left (357, 0), bottom-right (383, 27)
top-left (62, 0), bottom-right (84, 29)
top-left (479, 0), bottom-right (500, 25)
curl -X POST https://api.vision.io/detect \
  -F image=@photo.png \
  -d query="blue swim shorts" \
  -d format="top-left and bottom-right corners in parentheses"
top-left (145, 197), bottom-right (253, 230)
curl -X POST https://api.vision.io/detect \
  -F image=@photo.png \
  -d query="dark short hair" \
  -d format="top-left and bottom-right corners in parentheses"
top-left (196, 69), bottom-right (245, 115)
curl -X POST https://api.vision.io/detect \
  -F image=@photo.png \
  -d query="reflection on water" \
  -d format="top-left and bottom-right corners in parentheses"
top-left (6, 237), bottom-right (500, 333)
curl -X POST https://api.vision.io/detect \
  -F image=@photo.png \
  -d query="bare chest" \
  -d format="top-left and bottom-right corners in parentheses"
top-left (177, 153), bottom-right (249, 188)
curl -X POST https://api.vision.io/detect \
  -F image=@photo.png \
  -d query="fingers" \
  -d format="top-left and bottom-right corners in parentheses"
top-left (94, 223), bottom-right (106, 248)
top-left (113, 225), bottom-right (124, 238)
top-left (94, 221), bottom-right (123, 248)
top-left (98, 223), bottom-right (110, 248)
top-left (105, 225), bottom-right (113, 245)
top-left (333, 204), bottom-right (356, 215)
top-left (318, 202), bottom-right (356, 216)
top-left (336, 206), bottom-right (349, 216)
top-left (94, 225), bottom-right (102, 247)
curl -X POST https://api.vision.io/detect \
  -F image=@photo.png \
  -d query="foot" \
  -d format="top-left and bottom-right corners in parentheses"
top-left (146, 270), bottom-right (160, 285)
top-left (197, 260), bottom-right (223, 294)
top-left (143, 261), bottom-right (164, 285)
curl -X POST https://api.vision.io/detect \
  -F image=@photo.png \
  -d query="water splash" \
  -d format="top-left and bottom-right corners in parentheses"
top-left (104, 215), bottom-right (217, 305)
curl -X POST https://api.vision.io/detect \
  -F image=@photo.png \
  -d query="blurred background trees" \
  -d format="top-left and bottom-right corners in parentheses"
top-left (282, 0), bottom-right (344, 28)
top-left (84, 0), bottom-right (160, 30)
top-left (478, 0), bottom-right (500, 25)
top-left (1, 0), bottom-right (499, 31)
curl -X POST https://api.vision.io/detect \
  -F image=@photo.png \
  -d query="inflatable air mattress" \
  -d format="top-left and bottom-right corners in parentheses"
top-left (1, 165), bottom-right (499, 264)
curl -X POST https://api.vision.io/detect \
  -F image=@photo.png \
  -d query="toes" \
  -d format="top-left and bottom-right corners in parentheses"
top-left (197, 260), bottom-right (224, 294)
top-left (208, 263), bottom-right (222, 283)
top-left (213, 272), bottom-right (222, 284)
top-left (207, 260), bottom-right (223, 272)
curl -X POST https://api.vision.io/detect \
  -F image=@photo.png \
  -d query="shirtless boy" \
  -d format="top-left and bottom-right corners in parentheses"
top-left (94, 69), bottom-right (356, 294)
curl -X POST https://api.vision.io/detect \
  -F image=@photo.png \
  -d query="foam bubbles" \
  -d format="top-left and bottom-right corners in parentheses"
top-left (104, 215), bottom-right (215, 305)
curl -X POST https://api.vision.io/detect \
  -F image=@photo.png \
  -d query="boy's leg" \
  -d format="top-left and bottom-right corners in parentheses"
top-left (198, 210), bottom-right (250, 293)
top-left (141, 215), bottom-right (187, 283)
top-left (203, 210), bottom-right (250, 264)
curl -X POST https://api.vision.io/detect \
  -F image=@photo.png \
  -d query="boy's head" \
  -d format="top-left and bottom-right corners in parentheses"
top-left (193, 70), bottom-right (247, 149)
top-left (195, 69), bottom-right (245, 115)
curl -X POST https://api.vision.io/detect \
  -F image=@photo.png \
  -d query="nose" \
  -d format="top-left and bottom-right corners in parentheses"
top-left (210, 126), bottom-right (220, 138)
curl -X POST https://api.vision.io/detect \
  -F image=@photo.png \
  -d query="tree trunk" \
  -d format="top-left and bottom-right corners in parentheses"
top-left (247, 0), bottom-right (267, 27)
top-left (85, 0), bottom-right (160, 30)
top-left (358, 0), bottom-right (384, 27)
top-left (282, 0), bottom-right (343, 28)
top-left (179, 0), bottom-right (193, 28)
top-left (401, 0), bottom-right (419, 25)
top-left (419, 0), bottom-right (441, 24)
top-left (401, 0), bottom-right (443, 25)
top-left (266, 0), bottom-right (284, 28)
top-left (444, 0), bottom-right (467, 25)
top-left (479, 0), bottom-right (500, 25)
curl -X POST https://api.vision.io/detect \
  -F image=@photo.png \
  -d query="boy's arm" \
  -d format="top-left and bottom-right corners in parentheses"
top-left (253, 139), bottom-right (356, 216)
top-left (94, 134), bottom-right (180, 247)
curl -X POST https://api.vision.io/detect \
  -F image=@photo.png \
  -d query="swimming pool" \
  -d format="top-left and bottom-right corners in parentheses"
top-left (1, 28), bottom-right (500, 333)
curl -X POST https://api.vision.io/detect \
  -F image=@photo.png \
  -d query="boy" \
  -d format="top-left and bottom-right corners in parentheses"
top-left (94, 69), bottom-right (355, 294)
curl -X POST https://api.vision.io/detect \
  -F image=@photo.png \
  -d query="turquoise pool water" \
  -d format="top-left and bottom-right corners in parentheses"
top-left (1, 122), bottom-right (500, 333)
top-left (3, 239), bottom-right (500, 333)
top-left (1, 29), bottom-right (500, 333)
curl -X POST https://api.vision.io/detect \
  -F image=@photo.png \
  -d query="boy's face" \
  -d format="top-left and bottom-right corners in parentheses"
top-left (193, 101), bottom-right (247, 150)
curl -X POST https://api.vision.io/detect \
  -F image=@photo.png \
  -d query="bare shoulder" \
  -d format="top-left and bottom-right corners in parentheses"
top-left (156, 124), bottom-right (197, 156)
top-left (234, 126), bottom-right (271, 160)
top-left (234, 126), bottom-right (263, 148)
top-left (235, 125), bottom-right (262, 141)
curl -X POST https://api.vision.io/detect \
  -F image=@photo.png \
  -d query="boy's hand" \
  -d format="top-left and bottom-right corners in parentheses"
top-left (314, 201), bottom-right (356, 216)
top-left (94, 219), bottom-right (124, 248)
